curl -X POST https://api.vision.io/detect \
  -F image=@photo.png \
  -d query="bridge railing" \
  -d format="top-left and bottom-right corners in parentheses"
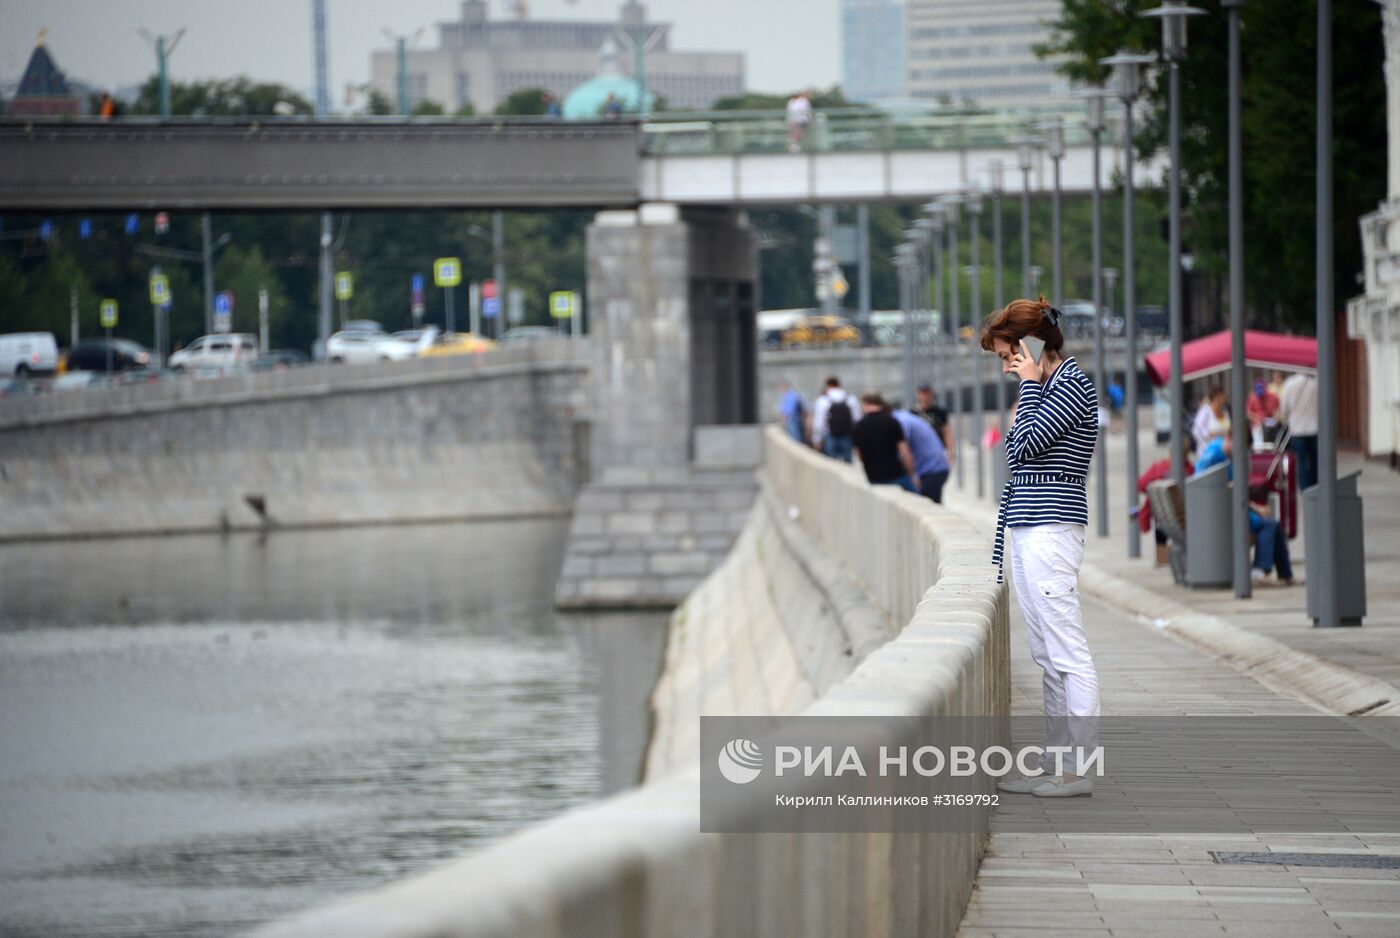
top-left (642, 106), bottom-right (1091, 157)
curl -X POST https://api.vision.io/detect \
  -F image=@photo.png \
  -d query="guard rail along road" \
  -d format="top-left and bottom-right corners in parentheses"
top-left (251, 427), bottom-right (1010, 938)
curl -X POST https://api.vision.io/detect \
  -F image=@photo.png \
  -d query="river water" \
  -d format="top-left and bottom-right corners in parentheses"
top-left (0, 520), bottom-right (668, 938)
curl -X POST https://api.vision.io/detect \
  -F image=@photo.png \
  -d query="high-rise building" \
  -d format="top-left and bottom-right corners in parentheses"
top-left (904, 0), bottom-right (1069, 110)
top-left (370, 1), bottom-right (744, 115)
top-left (842, 0), bottom-right (906, 103)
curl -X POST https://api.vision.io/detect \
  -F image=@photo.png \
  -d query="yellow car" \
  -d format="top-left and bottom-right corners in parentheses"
top-left (420, 332), bottom-right (498, 357)
top-left (780, 315), bottom-right (861, 349)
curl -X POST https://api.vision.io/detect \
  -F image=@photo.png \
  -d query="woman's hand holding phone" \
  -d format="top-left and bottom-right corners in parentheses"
top-left (1007, 339), bottom-right (1044, 383)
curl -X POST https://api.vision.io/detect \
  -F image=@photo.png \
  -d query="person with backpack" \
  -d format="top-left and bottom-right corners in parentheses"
top-left (811, 376), bottom-right (856, 463)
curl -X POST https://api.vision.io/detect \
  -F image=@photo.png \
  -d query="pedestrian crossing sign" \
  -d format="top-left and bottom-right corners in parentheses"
top-left (434, 257), bottom-right (461, 288)
top-left (549, 291), bottom-right (577, 319)
top-left (100, 299), bottom-right (118, 328)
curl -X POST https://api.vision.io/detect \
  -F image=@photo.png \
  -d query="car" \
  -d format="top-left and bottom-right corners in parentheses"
top-left (0, 332), bottom-right (59, 376)
top-left (779, 315), bottom-right (861, 349)
top-left (343, 319), bottom-right (384, 334)
top-left (1135, 305), bottom-right (1169, 339)
top-left (168, 334), bottom-right (259, 372)
top-left (62, 338), bottom-right (152, 373)
top-left (325, 328), bottom-right (388, 364)
top-left (51, 371), bottom-right (109, 392)
top-left (420, 332), bottom-right (497, 357)
top-left (500, 326), bottom-right (558, 345)
top-left (377, 326), bottom-right (441, 361)
top-left (250, 349), bottom-right (311, 371)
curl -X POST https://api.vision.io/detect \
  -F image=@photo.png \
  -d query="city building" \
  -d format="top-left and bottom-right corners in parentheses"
top-left (369, 1), bottom-right (744, 115)
top-left (841, 0), bottom-right (906, 103)
top-left (5, 34), bottom-right (82, 117)
top-left (1347, 0), bottom-right (1400, 460)
top-left (903, 0), bottom-right (1070, 111)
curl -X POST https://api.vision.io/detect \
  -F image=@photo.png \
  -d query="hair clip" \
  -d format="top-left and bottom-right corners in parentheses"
top-left (1044, 306), bottom-right (1062, 326)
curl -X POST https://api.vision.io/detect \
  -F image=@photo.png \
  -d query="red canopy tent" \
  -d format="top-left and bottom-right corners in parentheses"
top-left (1143, 329), bottom-right (1317, 388)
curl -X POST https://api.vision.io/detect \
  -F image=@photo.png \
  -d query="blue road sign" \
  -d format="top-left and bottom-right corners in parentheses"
top-left (214, 292), bottom-right (232, 314)
top-left (125, 213), bottom-right (139, 235)
top-left (40, 220), bottom-right (52, 241)
top-left (79, 219), bottom-right (92, 240)
top-left (411, 273), bottom-right (424, 293)
top-left (483, 296), bottom-right (500, 318)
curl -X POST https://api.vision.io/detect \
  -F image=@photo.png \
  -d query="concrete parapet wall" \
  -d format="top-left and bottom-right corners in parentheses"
top-left (251, 427), bottom-right (1009, 938)
top-left (0, 341), bottom-right (590, 540)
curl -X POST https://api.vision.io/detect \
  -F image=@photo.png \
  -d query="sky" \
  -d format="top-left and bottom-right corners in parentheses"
top-left (0, 0), bottom-right (841, 102)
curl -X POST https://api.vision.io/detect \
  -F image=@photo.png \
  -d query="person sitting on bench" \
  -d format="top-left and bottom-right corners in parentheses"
top-left (1195, 434), bottom-right (1297, 586)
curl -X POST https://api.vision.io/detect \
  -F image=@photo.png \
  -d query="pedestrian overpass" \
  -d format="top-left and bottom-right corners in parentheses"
top-left (0, 108), bottom-right (1162, 211)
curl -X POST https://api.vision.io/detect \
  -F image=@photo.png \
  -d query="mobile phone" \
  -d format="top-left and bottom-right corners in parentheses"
top-left (1021, 336), bottom-right (1046, 364)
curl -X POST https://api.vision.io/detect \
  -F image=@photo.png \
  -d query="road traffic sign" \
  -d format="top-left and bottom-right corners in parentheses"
top-left (481, 279), bottom-right (497, 299)
top-left (549, 291), bottom-right (578, 319)
top-left (149, 272), bottom-right (170, 306)
top-left (434, 257), bottom-right (461, 287)
top-left (482, 297), bottom-right (500, 318)
top-left (335, 271), bottom-right (353, 300)
top-left (100, 299), bottom-right (118, 328)
top-left (155, 212), bottom-right (170, 235)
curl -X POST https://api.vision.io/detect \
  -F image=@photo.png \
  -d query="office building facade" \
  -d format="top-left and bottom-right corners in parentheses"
top-left (904, 0), bottom-right (1070, 110)
top-left (842, 0), bottom-right (907, 103)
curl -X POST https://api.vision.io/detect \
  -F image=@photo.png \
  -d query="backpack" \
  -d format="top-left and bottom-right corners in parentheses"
top-left (827, 395), bottom-right (854, 437)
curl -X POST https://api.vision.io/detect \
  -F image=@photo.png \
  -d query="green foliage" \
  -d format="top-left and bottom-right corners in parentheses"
top-left (129, 76), bottom-right (313, 117)
top-left (410, 99), bottom-right (446, 116)
top-left (712, 86), bottom-right (861, 111)
top-left (495, 88), bottom-right (551, 116)
top-left (1038, 0), bottom-right (1385, 329)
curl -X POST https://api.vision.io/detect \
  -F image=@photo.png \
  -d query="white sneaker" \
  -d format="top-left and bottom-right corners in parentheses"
top-left (996, 774), bottom-right (1052, 794)
top-left (1251, 568), bottom-right (1267, 584)
top-left (1031, 776), bottom-right (1094, 798)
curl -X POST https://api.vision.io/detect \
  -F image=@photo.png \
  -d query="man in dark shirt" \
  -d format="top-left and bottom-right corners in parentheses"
top-left (852, 392), bottom-right (919, 493)
top-left (913, 383), bottom-right (955, 466)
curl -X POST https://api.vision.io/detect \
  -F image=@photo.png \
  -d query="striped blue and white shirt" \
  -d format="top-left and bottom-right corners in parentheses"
top-left (992, 356), bottom-right (1098, 580)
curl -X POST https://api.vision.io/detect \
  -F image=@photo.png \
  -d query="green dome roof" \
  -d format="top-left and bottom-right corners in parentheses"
top-left (562, 75), bottom-right (653, 119)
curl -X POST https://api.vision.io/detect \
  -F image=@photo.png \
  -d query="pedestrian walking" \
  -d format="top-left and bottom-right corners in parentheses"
top-left (785, 90), bottom-right (812, 152)
top-left (1191, 386), bottom-right (1230, 453)
top-left (913, 383), bottom-right (955, 467)
top-left (852, 392), bottom-right (918, 493)
top-left (603, 92), bottom-right (622, 119)
top-left (811, 376), bottom-right (856, 463)
top-left (1277, 372), bottom-right (1319, 490)
top-left (777, 379), bottom-right (807, 445)
top-left (99, 92), bottom-right (115, 121)
top-left (981, 297), bottom-right (1100, 799)
top-left (893, 406), bottom-right (950, 503)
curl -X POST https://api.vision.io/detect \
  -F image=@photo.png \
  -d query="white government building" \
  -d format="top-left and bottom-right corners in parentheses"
top-left (1349, 0), bottom-right (1400, 461)
top-left (369, 1), bottom-right (744, 115)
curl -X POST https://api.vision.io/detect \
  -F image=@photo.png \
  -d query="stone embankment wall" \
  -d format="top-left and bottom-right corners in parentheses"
top-left (0, 341), bottom-right (589, 540)
top-left (250, 427), bottom-right (1010, 938)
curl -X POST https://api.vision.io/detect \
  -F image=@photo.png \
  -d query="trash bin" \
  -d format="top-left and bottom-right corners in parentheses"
top-left (1185, 462), bottom-right (1232, 588)
top-left (1304, 472), bottom-right (1366, 626)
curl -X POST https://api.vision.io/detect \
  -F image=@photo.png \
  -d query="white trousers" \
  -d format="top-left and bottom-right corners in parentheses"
top-left (1010, 522), bottom-right (1100, 775)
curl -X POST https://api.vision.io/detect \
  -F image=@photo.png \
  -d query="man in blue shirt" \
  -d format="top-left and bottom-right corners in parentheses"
top-left (894, 407), bottom-right (951, 503)
top-left (778, 380), bottom-right (806, 444)
top-left (1195, 434), bottom-right (1295, 585)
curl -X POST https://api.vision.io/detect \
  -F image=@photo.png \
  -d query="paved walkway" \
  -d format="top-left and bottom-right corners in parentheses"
top-left (954, 593), bottom-right (1400, 937)
top-left (942, 416), bottom-right (1400, 936)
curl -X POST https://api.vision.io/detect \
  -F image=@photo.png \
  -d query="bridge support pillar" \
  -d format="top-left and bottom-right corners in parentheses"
top-left (556, 204), bottom-right (760, 609)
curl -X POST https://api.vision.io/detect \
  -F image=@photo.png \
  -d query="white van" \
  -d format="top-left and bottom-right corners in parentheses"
top-left (168, 333), bottom-right (259, 372)
top-left (0, 332), bottom-right (59, 376)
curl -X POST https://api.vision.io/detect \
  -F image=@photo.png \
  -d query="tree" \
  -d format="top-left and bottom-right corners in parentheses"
top-left (410, 99), bottom-right (446, 116)
top-left (712, 86), bottom-right (861, 111)
top-left (129, 76), bottom-right (313, 117)
top-left (495, 88), bottom-right (551, 116)
top-left (1037, 0), bottom-right (1385, 330)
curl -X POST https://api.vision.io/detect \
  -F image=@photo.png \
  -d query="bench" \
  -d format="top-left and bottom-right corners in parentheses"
top-left (1147, 479), bottom-right (1187, 585)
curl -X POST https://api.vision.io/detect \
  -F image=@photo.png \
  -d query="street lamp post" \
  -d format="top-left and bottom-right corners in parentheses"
top-left (896, 242), bottom-right (918, 408)
top-left (1101, 51), bottom-right (1156, 559)
top-left (1010, 136), bottom-right (1039, 297)
top-left (966, 186), bottom-right (985, 498)
top-left (1042, 118), bottom-right (1066, 307)
top-left (1144, 2), bottom-right (1207, 492)
top-left (1314, 0), bottom-right (1341, 627)
top-left (916, 214), bottom-right (939, 391)
top-left (989, 161), bottom-right (1007, 435)
top-left (942, 194), bottom-right (964, 488)
top-left (1082, 87), bottom-right (1112, 538)
top-left (1223, 0), bottom-right (1252, 598)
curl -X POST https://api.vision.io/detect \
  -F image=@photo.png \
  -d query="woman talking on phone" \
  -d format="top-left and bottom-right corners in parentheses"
top-left (981, 297), bottom-right (1100, 798)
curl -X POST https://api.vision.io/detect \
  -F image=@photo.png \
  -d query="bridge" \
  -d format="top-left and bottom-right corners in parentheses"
top-left (0, 109), bottom-right (1163, 210)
